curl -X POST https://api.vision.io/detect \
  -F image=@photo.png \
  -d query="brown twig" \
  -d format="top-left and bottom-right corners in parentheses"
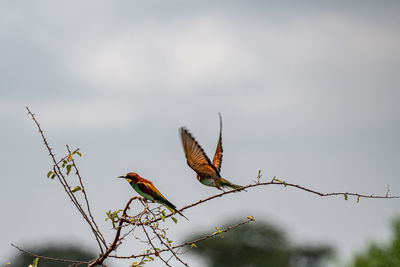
top-left (149, 222), bottom-right (189, 266)
top-left (110, 217), bottom-right (254, 259)
top-left (66, 145), bottom-right (106, 250)
top-left (88, 196), bottom-right (143, 267)
top-left (142, 208), bottom-right (189, 267)
top-left (11, 244), bottom-right (88, 265)
top-left (124, 179), bottom-right (399, 226)
top-left (26, 107), bottom-right (105, 252)
top-left (141, 225), bottom-right (172, 267)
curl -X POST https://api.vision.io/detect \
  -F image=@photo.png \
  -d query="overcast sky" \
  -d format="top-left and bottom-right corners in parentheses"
top-left (1, 1), bottom-right (400, 266)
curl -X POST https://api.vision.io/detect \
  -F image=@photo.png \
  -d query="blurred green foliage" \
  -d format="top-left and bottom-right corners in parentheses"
top-left (351, 218), bottom-right (400, 267)
top-left (186, 219), bottom-right (333, 267)
top-left (10, 244), bottom-right (96, 267)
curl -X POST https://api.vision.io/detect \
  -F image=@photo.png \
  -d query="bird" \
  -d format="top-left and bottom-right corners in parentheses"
top-left (118, 172), bottom-right (188, 220)
top-left (180, 113), bottom-right (244, 191)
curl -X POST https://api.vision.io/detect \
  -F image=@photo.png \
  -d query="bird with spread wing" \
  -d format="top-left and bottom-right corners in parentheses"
top-left (118, 172), bottom-right (188, 220)
top-left (180, 113), bottom-right (243, 191)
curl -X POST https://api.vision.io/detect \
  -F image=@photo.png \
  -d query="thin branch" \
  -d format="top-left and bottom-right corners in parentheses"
top-left (265, 179), bottom-right (400, 199)
top-left (110, 217), bottom-right (254, 259)
top-left (182, 180), bottom-right (400, 211)
top-left (89, 196), bottom-right (144, 267)
top-left (26, 107), bottom-right (105, 252)
top-left (141, 225), bottom-right (172, 267)
top-left (11, 244), bottom-right (88, 265)
top-left (149, 222), bottom-right (189, 266)
top-left (123, 179), bottom-right (399, 226)
top-left (66, 145), bottom-right (106, 249)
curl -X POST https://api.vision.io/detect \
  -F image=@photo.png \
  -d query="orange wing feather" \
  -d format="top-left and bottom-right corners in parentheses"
top-left (212, 113), bottom-right (223, 173)
top-left (180, 127), bottom-right (219, 177)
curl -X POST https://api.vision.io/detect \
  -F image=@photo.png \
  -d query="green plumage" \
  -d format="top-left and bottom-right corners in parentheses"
top-left (130, 182), bottom-right (184, 218)
top-left (219, 179), bottom-right (242, 190)
top-left (119, 172), bottom-right (189, 220)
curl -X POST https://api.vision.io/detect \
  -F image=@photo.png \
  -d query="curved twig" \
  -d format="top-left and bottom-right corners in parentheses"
top-left (11, 244), bottom-right (88, 265)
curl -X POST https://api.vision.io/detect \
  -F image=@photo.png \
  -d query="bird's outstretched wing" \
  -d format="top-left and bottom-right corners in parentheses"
top-left (180, 127), bottom-right (220, 177)
top-left (212, 113), bottom-right (223, 173)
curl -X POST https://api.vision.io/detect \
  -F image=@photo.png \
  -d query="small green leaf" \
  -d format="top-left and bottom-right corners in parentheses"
top-left (171, 217), bottom-right (177, 224)
top-left (344, 194), bottom-right (348, 201)
top-left (247, 216), bottom-right (256, 223)
top-left (160, 214), bottom-right (165, 222)
top-left (72, 150), bottom-right (82, 157)
top-left (215, 227), bottom-right (224, 238)
top-left (71, 186), bottom-right (82, 193)
top-left (47, 171), bottom-right (53, 178)
top-left (147, 256), bottom-right (154, 261)
top-left (256, 170), bottom-right (262, 183)
top-left (51, 174), bottom-right (56, 179)
top-left (66, 164), bottom-right (72, 175)
top-left (356, 195), bottom-right (360, 203)
top-left (273, 178), bottom-right (283, 183)
top-left (28, 258), bottom-right (39, 267)
top-left (191, 243), bottom-right (197, 248)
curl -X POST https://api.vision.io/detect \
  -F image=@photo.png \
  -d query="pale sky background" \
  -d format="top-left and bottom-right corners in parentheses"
top-left (1, 1), bottom-right (400, 266)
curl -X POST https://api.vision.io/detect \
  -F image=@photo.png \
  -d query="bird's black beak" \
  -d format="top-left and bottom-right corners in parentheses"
top-left (118, 175), bottom-right (126, 179)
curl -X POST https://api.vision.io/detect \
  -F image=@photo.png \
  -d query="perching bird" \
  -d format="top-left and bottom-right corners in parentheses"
top-left (118, 172), bottom-right (188, 220)
top-left (180, 113), bottom-right (243, 191)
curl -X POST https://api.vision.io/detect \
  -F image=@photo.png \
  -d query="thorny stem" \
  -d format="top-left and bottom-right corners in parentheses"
top-left (88, 197), bottom-right (144, 267)
top-left (66, 145), bottom-right (106, 249)
top-left (149, 220), bottom-right (189, 266)
top-left (141, 225), bottom-right (172, 267)
top-left (26, 107), bottom-right (106, 252)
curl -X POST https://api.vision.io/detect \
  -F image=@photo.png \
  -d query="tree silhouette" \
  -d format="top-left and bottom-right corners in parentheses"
top-left (186, 219), bottom-right (333, 267)
top-left (351, 217), bottom-right (400, 267)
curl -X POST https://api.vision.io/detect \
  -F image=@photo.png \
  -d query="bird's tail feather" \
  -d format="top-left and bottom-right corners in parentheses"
top-left (174, 209), bottom-right (189, 221)
top-left (220, 179), bottom-right (246, 191)
top-left (164, 201), bottom-right (189, 221)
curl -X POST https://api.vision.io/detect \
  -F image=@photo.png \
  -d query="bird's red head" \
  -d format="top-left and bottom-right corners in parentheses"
top-left (119, 172), bottom-right (140, 183)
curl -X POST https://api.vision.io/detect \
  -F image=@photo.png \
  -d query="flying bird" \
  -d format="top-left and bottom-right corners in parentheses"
top-left (180, 113), bottom-right (243, 191)
top-left (118, 172), bottom-right (188, 220)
